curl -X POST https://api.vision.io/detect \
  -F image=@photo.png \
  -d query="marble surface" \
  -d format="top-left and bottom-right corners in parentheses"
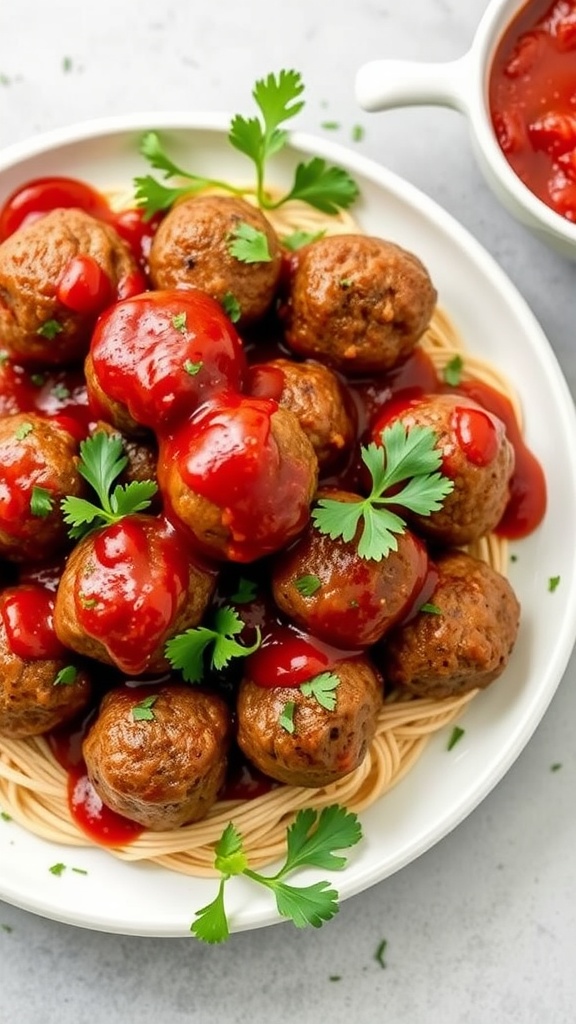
top-left (1, 1), bottom-right (575, 1021)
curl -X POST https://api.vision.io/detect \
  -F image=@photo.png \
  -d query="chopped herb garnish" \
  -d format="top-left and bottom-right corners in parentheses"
top-left (281, 229), bottom-right (325, 251)
top-left (165, 605), bottom-right (261, 683)
top-left (0, 350), bottom-right (9, 365)
top-left (135, 70), bottom-right (359, 218)
top-left (230, 577), bottom-right (258, 604)
top-left (0, 811), bottom-right (12, 822)
top-left (420, 601), bottom-right (442, 615)
top-left (183, 358), bottom-right (203, 376)
top-left (71, 866), bottom-right (88, 875)
top-left (374, 938), bottom-right (388, 968)
top-left (30, 485), bottom-right (54, 518)
top-left (78, 593), bottom-right (98, 609)
top-left (294, 574), bottom-right (322, 597)
top-left (548, 575), bottom-right (560, 592)
top-left (279, 700), bottom-right (296, 734)
top-left (321, 121), bottom-right (340, 130)
top-left (1, 923), bottom-right (13, 933)
top-left (132, 694), bottom-right (158, 721)
top-left (550, 762), bottom-right (563, 772)
top-left (228, 222), bottom-right (271, 263)
top-left (443, 354), bottom-right (464, 386)
top-left (61, 432), bottom-right (157, 540)
top-left (49, 862), bottom-right (66, 876)
top-left (447, 726), bottom-right (465, 751)
top-left (339, 278), bottom-right (352, 288)
top-left (191, 804), bottom-right (362, 943)
top-left (53, 665), bottom-right (78, 687)
top-left (15, 421), bottom-right (33, 441)
top-left (37, 319), bottom-right (63, 339)
top-left (51, 382), bottom-right (71, 400)
top-left (300, 671), bottom-right (339, 711)
top-left (62, 56), bottom-right (73, 72)
top-left (29, 372), bottom-right (46, 387)
top-left (172, 311), bottom-right (187, 332)
top-left (312, 422), bottom-right (453, 561)
top-left (221, 292), bottom-right (241, 323)
top-left (352, 124), bottom-right (365, 143)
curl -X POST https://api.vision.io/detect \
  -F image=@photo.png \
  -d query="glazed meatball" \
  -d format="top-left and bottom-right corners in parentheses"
top-left (272, 495), bottom-right (431, 648)
top-left (236, 655), bottom-right (383, 787)
top-left (159, 395), bottom-right (318, 562)
top-left (372, 393), bottom-right (515, 545)
top-left (0, 412), bottom-right (84, 562)
top-left (379, 550), bottom-right (521, 699)
top-left (54, 514), bottom-right (217, 676)
top-left (248, 358), bottom-right (356, 470)
top-left (85, 288), bottom-right (247, 436)
top-left (280, 234), bottom-right (437, 375)
top-left (83, 685), bottom-right (231, 829)
top-left (0, 584), bottom-right (91, 738)
top-left (148, 194), bottom-right (283, 326)
top-left (0, 207), bottom-right (140, 365)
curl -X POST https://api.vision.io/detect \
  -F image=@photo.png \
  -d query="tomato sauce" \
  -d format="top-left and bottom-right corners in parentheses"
top-left (489, 0), bottom-right (576, 221)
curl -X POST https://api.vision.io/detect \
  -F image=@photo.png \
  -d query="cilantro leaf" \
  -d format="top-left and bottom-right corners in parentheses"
top-left (37, 319), bottom-right (63, 339)
top-left (228, 222), bottom-right (271, 263)
top-left (230, 577), bottom-right (258, 604)
top-left (60, 432), bottom-right (157, 539)
top-left (165, 604), bottom-right (261, 683)
top-left (312, 421), bottom-right (454, 561)
top-left (283, 157), bottom-right (359, 213)
top-left (294, 574), bottom-right (322, 597)
top-left (131, 694), bottom-right (158, 721)
top-left (53, 665), bottom-right (78, 687)
top-left (30, 485), bottom-right (54, 518)
top-left (190, 804), bottom-right (362, 943)
top-left (278, 700), bottom-right (296, 733)
top-left (221, 292), bottom-right (241, 323)
top-left (300, 671), bottom-right (340, 711)
top-left (134, 132), bottom-right (244, 218)
top-left (281, 229), bottom-right (325, 251)
top-left (443, 354), bottom-right (463, 386)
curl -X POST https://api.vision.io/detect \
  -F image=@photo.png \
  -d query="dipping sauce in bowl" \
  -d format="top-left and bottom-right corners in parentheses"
top-left (489, 0), bottom-right (576, 222)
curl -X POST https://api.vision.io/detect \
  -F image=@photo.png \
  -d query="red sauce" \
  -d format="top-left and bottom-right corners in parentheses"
top-left (57, 255), bottom-right (113, 314)
top-left (73, 516), bottom-right (190, 675)
top-left (246, 621), bottom-right (361, 688)
top-left (489, 0), bottom-right (576, 221)
top-left (0, 583), bottom-right (65, 659)
top-left (451, 404), bottom-right (501, 466)
top-left (0, 176), bottom-right (111, 240)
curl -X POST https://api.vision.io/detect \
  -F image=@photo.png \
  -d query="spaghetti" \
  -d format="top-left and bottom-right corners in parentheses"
top-left (0, 194), bottom-right (516, 876)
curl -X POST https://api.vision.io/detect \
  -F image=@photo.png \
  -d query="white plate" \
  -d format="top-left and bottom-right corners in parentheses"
top-left (1, 115), bottom-right (576, 938)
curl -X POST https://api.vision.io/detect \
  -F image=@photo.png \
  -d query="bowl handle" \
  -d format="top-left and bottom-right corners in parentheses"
top-left (355, 55), bottom-right (472, 114)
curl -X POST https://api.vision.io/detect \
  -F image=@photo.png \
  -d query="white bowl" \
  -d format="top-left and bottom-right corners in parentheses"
top-left (355, 0), bottom-right (576, 260)
top-left (1, 115), bottom-right (576, 937)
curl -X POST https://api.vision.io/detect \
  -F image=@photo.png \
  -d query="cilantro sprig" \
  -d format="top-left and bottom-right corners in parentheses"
top-left (165, 604), bottom-right (261, 683)
top-left (191, 804), bottom-right (362, 943)
top-left (134, 70), bottom-right (359, 218)
top-left (312, 421), bottom-right (454, 561)
top-left (61, 432), bottom-right (158, 540)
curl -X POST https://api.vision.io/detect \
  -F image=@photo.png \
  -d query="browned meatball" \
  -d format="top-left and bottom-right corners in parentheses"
top-left (280, 234), bottom-right (437, 375)
top-left (158, 396), bottom-right (318, 563)
top-left (82, 685), bottom-right (231, 829)
top-left (0, 413), bottom-right (85, 563)
top-left (54, 515), bottom-right (217, 676)
top-left (272, 496), bottom-right (430, 648)
top-left (249, 358), bottom-right (356, 470)
top-left (0, 208), bottom-right (139, 365)
top-left (372, 393), bottom-right (515, 545)
top-left (236, 655), bottom-right (383, 787)
top-left (378, 550), bottom-right (521, 699)
top-left (148, 194), bottom-right (282, 326)
top-left (0, 596), bottom-right (91, 738)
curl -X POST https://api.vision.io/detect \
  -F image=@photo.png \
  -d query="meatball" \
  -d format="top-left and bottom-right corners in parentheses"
top-left (236, 655), bottom-right (383, 787)
top-left (159, 395), bottom-right (318, 562)
top-left (0, 584), bottom-right (91, 738)
top-left (248, 358), bottom-right (356, 470)
top-left (54, 514), bottom-right (217, 676)
top-left (85, 288), bottom-right (247, 436)
top-left (0, 207), bottom-right (140, 365)
top-left (379, 550), bottom-right (521, 699)
top-left (272, 496), bottom-right (431, 648)
top-left (82, 684), bottom-right (231, 829)
top-left (372, 393), bottom-right (515, 545)
top-left (0, 412), bottom-right (84, 563)
top-left (148, 194), bottom-right (283, 326)
top-left (280, 234), bottom-right (437, 375)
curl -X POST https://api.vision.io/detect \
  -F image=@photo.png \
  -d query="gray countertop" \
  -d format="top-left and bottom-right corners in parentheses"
top-left (1, 1), bottom-right (575, 1021)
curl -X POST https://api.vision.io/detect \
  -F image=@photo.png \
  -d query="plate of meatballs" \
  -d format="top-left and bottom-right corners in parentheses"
top-left (1, 111), bottom-right (576, 937)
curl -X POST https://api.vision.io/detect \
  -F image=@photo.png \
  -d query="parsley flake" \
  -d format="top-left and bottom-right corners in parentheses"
top-left (420, 601), bottom-right (442, 615)
top-left (228, 222), bottom-right (271, 263)
top-left (61, 431), bottom-right (157, 540)
top-left (53, 665), bottom-right (78, 687)
top-left (443, 354), bottom-right (464, 386)
top-left (172, 311), bottom-right (187, 332)
top-left (132, 694), bottom-right (158, 721)
top-left (15, 421), bottom-right (33, 441)
top-left (281, 229), bottom-right (325, 251)
top-left (375, 938), bottom-right (388, 968)
top-left (279, 701), bottom-right (296, 734)
top-left (312, 421), bottom-right (454, 561)
top-left (183, 358), bottom-right (203, 376)
top-left (37, 319), bottom-right (63, 339)
top-left (447, 726), bottom-right (465, 751)
top-left (221, 292), bottom-right (241, 323)
top-left (191, 805), bottom-right (362, 942)
top-left (294, 574), bottom-right (322, 597)
top-left (51, 382), bottom-right (71, 400)
top-left (30, 485), bottom-right (54, 518)
top-left (165, 605), bottom-right (261, 683)
top-left (300, 671), bottom-right (339, 711)
top-left (49, 862), bottom-right (66, 876)
top-left (230, 577), bottom-right (258, 604)
top-left (548, 575), bottom-right (560, 592)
